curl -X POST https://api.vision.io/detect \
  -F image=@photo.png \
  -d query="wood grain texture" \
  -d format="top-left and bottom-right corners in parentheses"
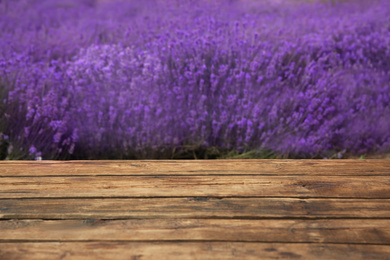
top-left (1, 219), bottom-right (390, 244)
top-left (1, 242), bottom-right (390, 260)
top-left (1, 198), bottom-right (389, 219)
top-left (1, 159), bottom-right (389, 176)
top-left (1, 160), bottom-right (390, 259)
top-left (1, 175), bottom-right (389, 199)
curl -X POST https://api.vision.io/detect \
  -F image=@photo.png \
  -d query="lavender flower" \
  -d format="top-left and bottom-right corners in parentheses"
top-left (1, 0), bottom-right (389, 159)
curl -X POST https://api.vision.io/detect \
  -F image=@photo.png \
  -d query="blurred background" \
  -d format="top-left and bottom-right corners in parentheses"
top-left (0, 0), bottom-right (389, 160)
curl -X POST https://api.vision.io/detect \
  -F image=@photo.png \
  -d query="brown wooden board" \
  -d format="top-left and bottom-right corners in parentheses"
top-left (1, 159), bottom-right (389, 176)
top-left (1, 160), bottom-right (390, 259)
top-left (1, 175), bottom-right (390, 199)
top-left (1, 198), bottom-right (390, 219)
top-left (1, 219), bottom-right (390, 244)
top-left (1, 242), bottom-right (390, 260)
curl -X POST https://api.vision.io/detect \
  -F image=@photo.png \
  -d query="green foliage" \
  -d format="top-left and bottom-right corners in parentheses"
top-left (219, 149), bottom-right (278, 159)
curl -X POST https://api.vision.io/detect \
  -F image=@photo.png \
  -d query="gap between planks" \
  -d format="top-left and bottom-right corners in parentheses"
top-left (1, 242), bottom-right (390, 260)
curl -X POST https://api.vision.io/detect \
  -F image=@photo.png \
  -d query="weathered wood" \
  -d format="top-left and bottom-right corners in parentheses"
top-left (1, 175), bottom-right (389, 199)
top-left (1, 198), bottom-right (389, 219)
top-left (1, 242), bottom-right (390, 260)
top-left (1, 219), bottom-right (390, 244)
top-left (0, 159), bottom-right (389, 176)
top-left (1, 160), bottom-right (390, 259)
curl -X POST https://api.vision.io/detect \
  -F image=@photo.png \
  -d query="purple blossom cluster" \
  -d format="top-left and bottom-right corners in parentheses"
top-left (1, 0), bottom-right (389, 159)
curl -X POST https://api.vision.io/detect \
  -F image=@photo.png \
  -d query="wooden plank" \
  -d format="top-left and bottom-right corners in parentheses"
top-left (1, 219), bottom-right (390, 244)
top-left (1, 175), bottom-right (389, 199)
top-left (1, 198), bottom-right (389, 219)
top-left (0, 160), bottom-right (389, 176)
top-left (1, 242), bottom-right (389, 260)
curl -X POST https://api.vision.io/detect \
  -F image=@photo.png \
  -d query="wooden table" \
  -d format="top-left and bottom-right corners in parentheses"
top-left (1, 160), bottom-right (390, 259)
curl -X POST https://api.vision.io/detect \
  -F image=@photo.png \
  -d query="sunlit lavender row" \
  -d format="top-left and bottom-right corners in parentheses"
top-left (1, 0), bottom-right (389, 159)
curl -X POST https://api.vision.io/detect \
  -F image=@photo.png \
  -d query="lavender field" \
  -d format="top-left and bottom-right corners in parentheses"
top-left (0, 0), bottom-right (389, 159)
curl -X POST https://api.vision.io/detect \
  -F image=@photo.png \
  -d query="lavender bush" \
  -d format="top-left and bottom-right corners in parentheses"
top-left (1, 0), bottom-right (389, 159)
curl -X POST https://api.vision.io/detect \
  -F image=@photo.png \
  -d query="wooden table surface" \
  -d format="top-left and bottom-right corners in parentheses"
top-left (1, 160), bottom-right (390, 259)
